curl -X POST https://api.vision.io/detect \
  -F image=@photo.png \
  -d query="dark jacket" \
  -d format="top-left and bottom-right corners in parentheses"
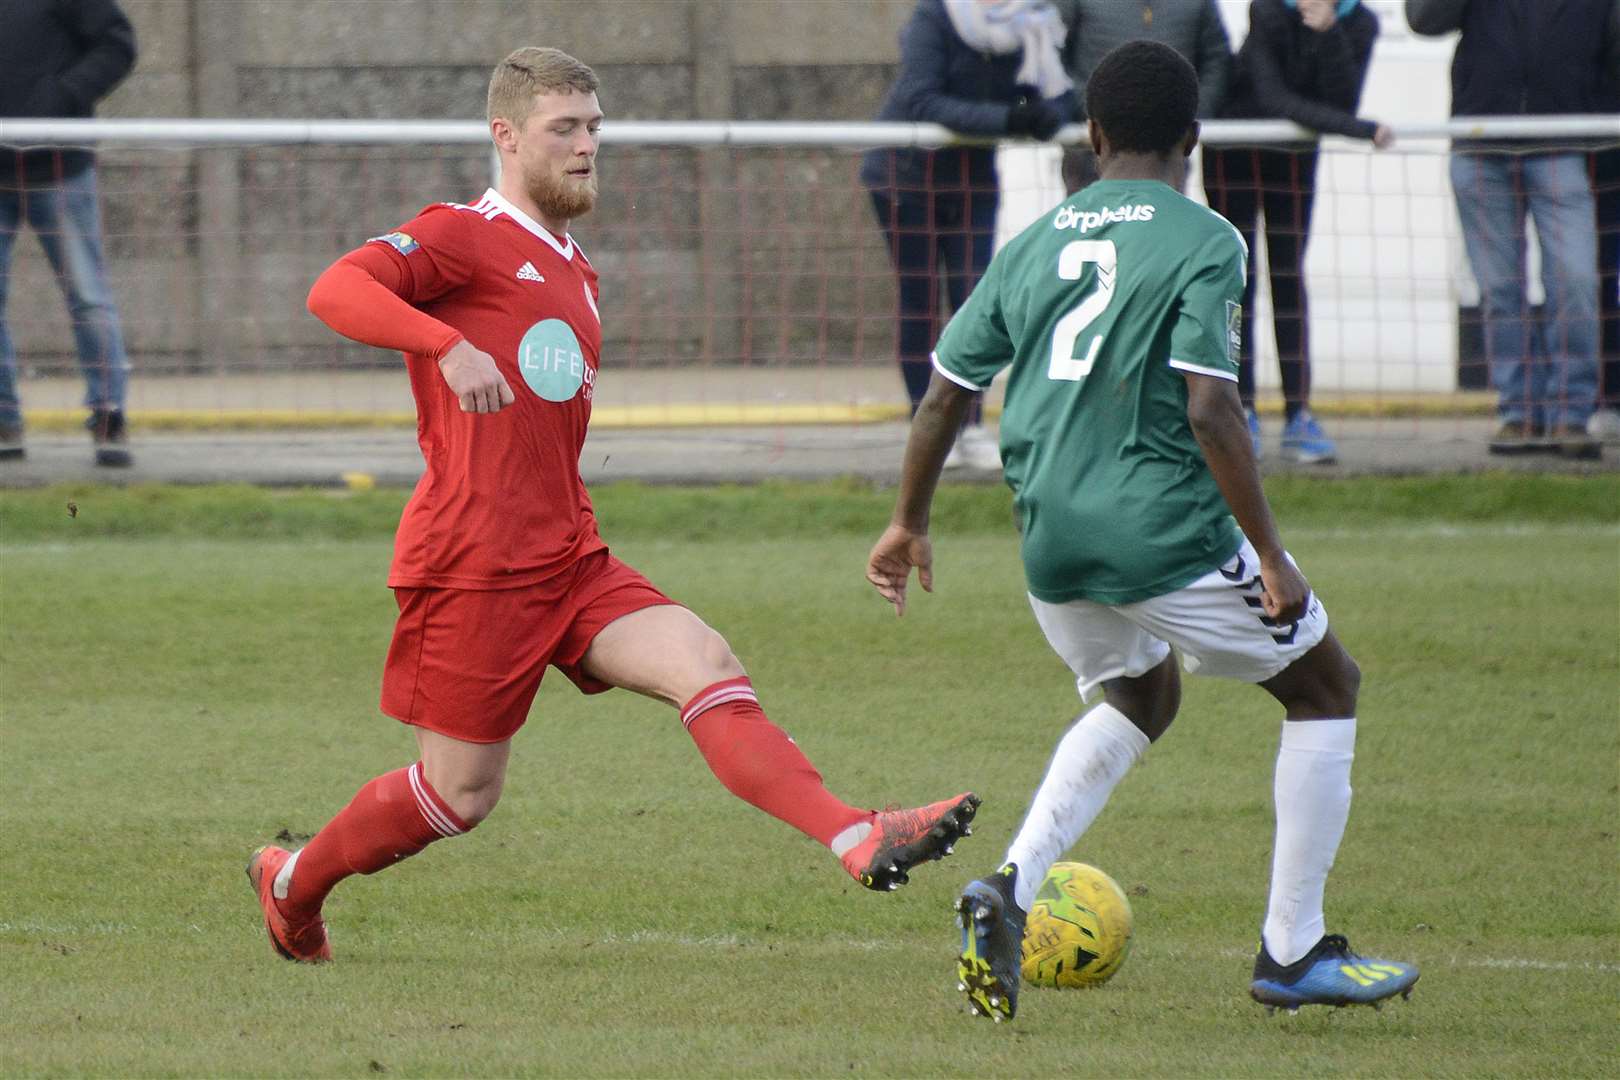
top-left (1221, 0), bottom-right (1380, 141)
top-left (0, 0), bottom-right (137, 186)
top-left (860, 0), bottom-right (1078, 192)
top-left (1405, 0), bottom-right (1619, 118)
top-left (1056, 0), bottom-right (1233, 120)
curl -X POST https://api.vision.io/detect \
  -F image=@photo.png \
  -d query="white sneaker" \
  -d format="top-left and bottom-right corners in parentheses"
top-left (1587, 408), bottom-right (1620, 442)
top-left (942, 440), bottom-right (967, 470)
top-left (957, 425), bottom-right (1002, 471)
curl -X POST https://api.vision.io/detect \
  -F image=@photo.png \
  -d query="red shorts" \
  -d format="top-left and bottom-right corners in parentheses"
top-left (380, 550), bottom-right (677, 743)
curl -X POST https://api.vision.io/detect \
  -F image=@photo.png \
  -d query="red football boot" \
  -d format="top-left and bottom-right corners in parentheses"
top-left (841, 793), bottom-right (980, 890)
top-left (246, 845), bottom-right (332, 963)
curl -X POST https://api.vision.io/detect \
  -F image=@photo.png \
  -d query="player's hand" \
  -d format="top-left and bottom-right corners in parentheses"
top-left (1258, 554), bottom-right (1312, 624)
top-left (1030, 100), bottom-right (1067, 142)
top-left (1299, 0), bottom-right (1336, 31)
top-left (438, 340), bottom-right (515, 414)
top-left (1372, 123), bottom-right (1395, 150)
top-left (866, 524), bottom-right (934, 617)
top-left (1006, 86), bottom-right (1041, 137)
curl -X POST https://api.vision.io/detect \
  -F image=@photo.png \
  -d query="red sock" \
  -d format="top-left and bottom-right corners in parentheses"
top-left (681, 677), bottom-right (868, 847)
top-left (282, 762), bottom-right (469, 920)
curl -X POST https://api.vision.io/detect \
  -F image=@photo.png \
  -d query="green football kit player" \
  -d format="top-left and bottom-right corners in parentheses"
top-left (866, 40), bottom-right (1418, 1024)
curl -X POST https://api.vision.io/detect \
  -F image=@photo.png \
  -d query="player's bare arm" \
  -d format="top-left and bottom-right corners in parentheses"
top-left (867, 371), bottom-right (974, 616)
top-left (1182, 372), bottom-right (1311, 622)
top-left (438, 339), bottom-right (515, 414)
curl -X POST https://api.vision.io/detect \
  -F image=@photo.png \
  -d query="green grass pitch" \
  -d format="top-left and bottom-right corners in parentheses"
top-left (1, 477), bottom-right (1616, 1078)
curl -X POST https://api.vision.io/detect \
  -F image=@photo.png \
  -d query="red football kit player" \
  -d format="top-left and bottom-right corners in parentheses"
top-left (245, 46), bottom-right (978, 964)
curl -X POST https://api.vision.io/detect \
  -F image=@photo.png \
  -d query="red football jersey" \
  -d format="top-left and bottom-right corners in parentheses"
top-left (360, 188), bottom-right (607, 589)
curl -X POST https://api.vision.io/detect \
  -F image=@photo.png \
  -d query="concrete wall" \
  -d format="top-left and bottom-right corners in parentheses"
top-left (12, 0), bottom-right (916, 377)
top-left (11, 0), bottom-right (1482, 394)
top-left (93, 0), bottom-right (914, 121)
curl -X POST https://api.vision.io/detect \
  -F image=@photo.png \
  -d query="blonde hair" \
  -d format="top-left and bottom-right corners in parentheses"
top-left (486, 47), bottom-right (599, 126)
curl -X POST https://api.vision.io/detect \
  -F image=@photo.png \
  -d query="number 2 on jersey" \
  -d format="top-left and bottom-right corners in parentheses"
top-left (1049, 239), bottom-right (1117, 382)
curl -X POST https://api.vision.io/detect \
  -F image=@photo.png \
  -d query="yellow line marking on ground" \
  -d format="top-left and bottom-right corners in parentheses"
top-left (20, 394), bottom-right (1498, 433)
top-left (20, 403), bottom-right (905, 432)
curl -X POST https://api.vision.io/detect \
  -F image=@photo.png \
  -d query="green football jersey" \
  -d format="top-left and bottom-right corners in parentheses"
top-left (933, 179), bottom-right (1247, 605)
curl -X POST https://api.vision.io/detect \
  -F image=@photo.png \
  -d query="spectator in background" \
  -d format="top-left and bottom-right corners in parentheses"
top-left (1203, 0), bottom-right (1391, 466)
top-left (1594, 12), bottom-right (1620, 446)
top-left (0, 0), bottom-right (136, 466)
top-left (861, 0), bottom-right (1077, 471)
top-left (1053, 0), bottom-right (1233, 194)
top-left (1595, 128), bottom-right (1620, 441)
top-left (1589, 5), bottom-right (1620, 442)
top-left (1407, 0), bottom-right (1616, 460)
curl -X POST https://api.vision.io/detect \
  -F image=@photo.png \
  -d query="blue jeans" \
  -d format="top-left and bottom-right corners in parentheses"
top-left (1450, 152), bottom-right (1599, 428)
top-left (0, 168), bottom-right (131, 428)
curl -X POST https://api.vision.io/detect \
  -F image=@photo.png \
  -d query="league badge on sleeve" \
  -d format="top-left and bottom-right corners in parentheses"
top-left (1225, 300), bottom-right (1242, 364)
top-left (367, 231), bottom-right (420, 256)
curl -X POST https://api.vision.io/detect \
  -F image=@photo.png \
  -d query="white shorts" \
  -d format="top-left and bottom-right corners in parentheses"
top-left (1028, 536), bottom-right (1329, 702)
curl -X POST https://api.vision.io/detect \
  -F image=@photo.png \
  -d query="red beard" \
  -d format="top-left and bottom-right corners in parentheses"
top-left (529, 167), bottom-right (598, 223)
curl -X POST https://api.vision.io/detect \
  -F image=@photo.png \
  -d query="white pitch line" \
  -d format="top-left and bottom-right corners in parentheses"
top-left (1, 523), bottom-right (1617, 557)
top-left (1460, 957), bottom-right (1620, 973)
top-left (1290, 523), bottom-right (1618, 540)
top-left (1214, 945), bottom-right (1619, 973)
top-left (5, 918), bottom-right (1617, 972)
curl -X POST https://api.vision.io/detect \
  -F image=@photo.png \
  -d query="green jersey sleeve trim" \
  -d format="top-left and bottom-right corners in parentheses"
top-left (1168, 358), bottom-right (1239, 382)
top-left (931, 351), bottom-right (988, 392)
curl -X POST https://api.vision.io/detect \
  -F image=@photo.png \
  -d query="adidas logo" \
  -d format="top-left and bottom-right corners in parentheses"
top-left (516, 261), bottom-right (544, 283)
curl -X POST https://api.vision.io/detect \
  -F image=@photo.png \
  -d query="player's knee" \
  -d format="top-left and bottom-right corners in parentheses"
top-left (1153, 668), bottom-right (1182, 740)
top-left (1328, 652), bottom-right (1362, 717)
top-left (1136, 691), bottom-right (1179, 743)
top-left (698, 628), bottom-right (746, 682)
top-left (1287, 650), bottom-right (1360, 719)
top-left (428, 771), bottom-right (503, 828)
top-left (442, 783), bottom-right (500, 828)
top-left (1130, 684), bottom-right (1179, 743)
top-left (1103, 660), bottom-right (1179, 742)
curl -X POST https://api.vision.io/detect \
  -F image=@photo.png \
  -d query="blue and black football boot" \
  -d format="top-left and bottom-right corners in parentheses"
top-left (956, 863), bottom-right (1027, 1023)
top-left (1250, 933), bottom-right (1418, 1013)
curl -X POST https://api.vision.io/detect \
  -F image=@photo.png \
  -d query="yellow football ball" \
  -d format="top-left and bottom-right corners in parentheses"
top-left (1020, 861), bottom-right (1133, 988)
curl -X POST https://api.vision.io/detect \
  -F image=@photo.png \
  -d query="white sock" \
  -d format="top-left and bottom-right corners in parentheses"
top-left (1263, 717), bottom-right (1356, 966)
top-left (1003, 702), bottom-right (1149, 912)
top-left (272, 848), bottom-right (301, 901)
top-left (829, 820), bottom-right (871, 857)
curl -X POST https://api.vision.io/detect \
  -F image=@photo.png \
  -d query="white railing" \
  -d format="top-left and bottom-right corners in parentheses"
top-left (2, 116), bottom-right (1617, 147)
top-left (2, 117), bottom-right (1615, 417)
